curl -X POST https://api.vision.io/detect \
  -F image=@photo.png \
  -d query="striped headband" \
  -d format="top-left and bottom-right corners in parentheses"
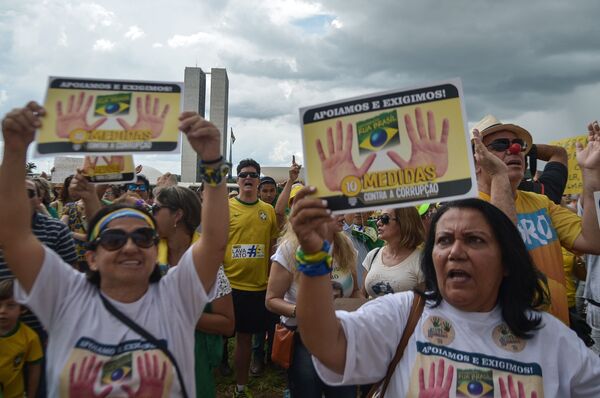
top-left (89, 208), bottom-right (156, 242)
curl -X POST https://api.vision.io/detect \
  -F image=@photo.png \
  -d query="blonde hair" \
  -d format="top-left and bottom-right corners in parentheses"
top-left (390, 207), bottom-right (425, 249)
top-left (278, 221), bottom-right (356, 276)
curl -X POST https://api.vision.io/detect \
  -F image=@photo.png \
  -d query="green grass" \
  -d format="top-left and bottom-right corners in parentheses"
top-left (215, 339), bottom-right (287, 398)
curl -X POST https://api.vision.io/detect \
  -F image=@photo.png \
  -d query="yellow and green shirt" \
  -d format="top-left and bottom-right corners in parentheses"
top-left (480, 190), bottom-right (581, 325)
top-left (0, 322), bottom-right (43, 398)
top-left (224, 198), bottom-right (279, 291)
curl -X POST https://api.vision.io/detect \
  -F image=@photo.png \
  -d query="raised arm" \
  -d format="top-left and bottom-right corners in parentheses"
top-left (179, 112), bottom-right (229, 291)
top-left (69, 170), bottom-right (103, 221)
top-left (472, 129), bottom-right (518, 224)
top-left (535, 143), bottom-right (569, 165)
top-left (572, 121), bottom-right (600, 254)
top-left (274, 158), bottom-right (301, 228)
top-left (0, 102), bottom-right (46, 292)
top-left (291, 186), bottom-right (348, 374)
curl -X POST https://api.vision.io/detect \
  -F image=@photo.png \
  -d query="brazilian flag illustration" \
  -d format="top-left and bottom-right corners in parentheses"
top-left (357, 110), bottom-right (400, 154)
top-left (94, 93), bottom-right (132, 117)
top-left (100, 352), bottom-right (133, 385)
top-left (456, 368), bottom-right (494, 397)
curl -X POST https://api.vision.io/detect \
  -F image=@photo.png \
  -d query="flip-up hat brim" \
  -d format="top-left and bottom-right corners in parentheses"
top-left (471, 114), bottom-right (533, 155)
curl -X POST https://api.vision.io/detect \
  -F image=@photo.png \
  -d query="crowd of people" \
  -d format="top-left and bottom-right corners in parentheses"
top-left (0, 100), bottom-right (599, 398)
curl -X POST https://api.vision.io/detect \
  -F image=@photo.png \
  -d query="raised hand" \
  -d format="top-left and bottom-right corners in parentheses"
top-left (117, 95), bottom-right (170, 138)
top-left (387, 107), bottom-right (449, 177)
top-left (121, 352), bottom-right (168, 397)
top-left (56, 92), bottom-right (107, 138)
top-left (576, 120), bottom-right (600, 171)
top-left (418, 358), bottom-right (454, 398)
top-left (289, 155), bottom-right (301, 182)
top-left (179, 112), bottom-right (221, 161)
top-left (1, 101), bottom-right (45, 152)
top-left (68, 356), bottom-right (112, 398)
top-left (289, 186), bottom-right (332, 254)
top-left (472, 129), bottom-right (509, 176)
top-left (316, 120), bottom-right (376, 191)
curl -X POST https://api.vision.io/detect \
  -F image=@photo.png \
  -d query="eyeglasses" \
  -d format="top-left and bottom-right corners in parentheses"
top-left (150, 203), bottom-right (174, 216)
top-left (238, 172), bottom-right (259, 179)
top-left (27, 189), bottom-right (37, 198)
top-left (94, 227), bottom-right (158, 251)
top-left (127, 183), bottom-right (147, 192)
top-left (486, 138), bottom-right (527, 152)
top-left (376, 214), bottom-right (398, 225)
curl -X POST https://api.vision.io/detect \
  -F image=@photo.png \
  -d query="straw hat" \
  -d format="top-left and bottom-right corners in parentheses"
top-left (471, 115), bottom-right (533, 155)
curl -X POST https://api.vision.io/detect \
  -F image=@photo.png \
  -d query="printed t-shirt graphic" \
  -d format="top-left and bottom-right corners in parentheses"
top-left (224, 198), bottom-right (279, 291)
top-left (60, 338), bottom-right (173, 397)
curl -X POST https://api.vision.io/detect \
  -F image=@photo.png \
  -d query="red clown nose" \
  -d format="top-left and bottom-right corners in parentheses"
top-left (508, 143), bottom-right (522, 154)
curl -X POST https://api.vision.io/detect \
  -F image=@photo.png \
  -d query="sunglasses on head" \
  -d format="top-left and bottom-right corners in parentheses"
top-left (238, 172), bottom-right (259, 179)
top-left (376, 214), bottom-right (398, 225)
top-left (127, 183), bottom-right (147, 192)
top-left (93, 227), bottom-right (158, 251)
top-left (27, 189), bottom-right (37, 198)
top-left (486, 138), bottom-right (527, 152)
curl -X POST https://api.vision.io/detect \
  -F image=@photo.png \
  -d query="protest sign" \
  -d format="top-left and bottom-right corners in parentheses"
top-left (299, 79), bottom-right (477, 213)
top-left (36, 77), bottom-right (182, 156)
top-left (52, 155), bottom-right (136, 184)
top-left (549, 134), bottom-right (589, 195)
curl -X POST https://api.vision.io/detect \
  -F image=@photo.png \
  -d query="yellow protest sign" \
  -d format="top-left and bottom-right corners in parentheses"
top-left (300, 78), bottom-right (477, 213)
top-left (549, 135), bottom-right (589, 195)
top-left (36, 77), bottom-right (182, 155)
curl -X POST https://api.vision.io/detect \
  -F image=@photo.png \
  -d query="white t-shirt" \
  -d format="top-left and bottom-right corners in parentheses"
top-left (362, 247), bottom-right (423, 297)
top-left (15, 246), bottom-right (216, 398)
top-left (314, 291), bottom-right (600, 397)
top-left (271, 240), bottom-right (355, 327)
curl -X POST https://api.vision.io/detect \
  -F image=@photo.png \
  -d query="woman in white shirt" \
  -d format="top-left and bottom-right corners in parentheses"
top-left (362, 207), bottom-right (425, 298)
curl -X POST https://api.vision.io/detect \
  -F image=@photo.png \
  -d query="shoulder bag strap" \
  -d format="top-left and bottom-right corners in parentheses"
top-left (99, 294), bottom-right (189, 398)
top-left (368, 292), bottom-right (425, 397)
top-left (370, 247), bottom-right (382, 268)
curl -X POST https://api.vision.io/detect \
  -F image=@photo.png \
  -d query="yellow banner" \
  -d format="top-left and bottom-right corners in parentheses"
top-left (549, 135), bottom-right (589, 195)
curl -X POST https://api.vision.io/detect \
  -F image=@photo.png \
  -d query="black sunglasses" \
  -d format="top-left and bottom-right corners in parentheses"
top-left (151, 203), bottom-right (174, 216)
top-left (127, 183), bottom-right (147, 192)
top-left (238, 172), bottom-right (259, 179)
top-left (94, 227), bottom-right (158, 251)
top-left (27, 189), bottom-right (37, 198)
top-left (376, 214), bottom-right (398, 225)
top-left (486, 138), bottom-right (527, 152)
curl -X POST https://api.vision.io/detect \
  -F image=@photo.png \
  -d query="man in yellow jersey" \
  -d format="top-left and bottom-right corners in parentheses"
top-left (224, 159), bottom-right (279, 398)
top-left (472, 115), bottom-right (600, 326)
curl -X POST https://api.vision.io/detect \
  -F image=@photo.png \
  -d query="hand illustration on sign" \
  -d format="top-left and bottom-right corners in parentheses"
top-left (56, 92), bottom-right (107, 139)
top-left (316, 120), bottom-right (376, 191)
top-left (117, 95), bottom-right (170, 139)
top-left (387, 107), bottom-right (450, 178)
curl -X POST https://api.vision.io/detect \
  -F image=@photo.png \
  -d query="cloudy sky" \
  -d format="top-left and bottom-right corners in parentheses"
top-left (1, 0), bottom-right (599, 177)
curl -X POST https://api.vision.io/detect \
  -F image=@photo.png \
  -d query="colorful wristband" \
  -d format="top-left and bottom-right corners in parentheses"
top-left (198, 161), bottom-right (231, 187)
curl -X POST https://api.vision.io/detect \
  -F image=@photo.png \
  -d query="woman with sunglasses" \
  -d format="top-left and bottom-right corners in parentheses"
top-left (0, 101), bottom-right (229, 398)
top-left (152, 185), bottom-right (234, 398)
top-left (361, 207), bottom-right (425, 298)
